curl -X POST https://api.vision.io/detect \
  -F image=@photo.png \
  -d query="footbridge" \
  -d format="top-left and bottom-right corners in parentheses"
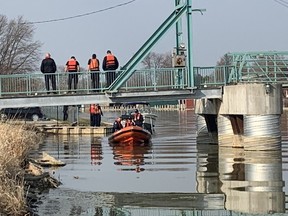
top-left (1, 50), bottom-right (288, 108)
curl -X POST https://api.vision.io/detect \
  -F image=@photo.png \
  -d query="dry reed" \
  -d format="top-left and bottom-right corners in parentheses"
top-left (0, 123), bottom-right (42, 216)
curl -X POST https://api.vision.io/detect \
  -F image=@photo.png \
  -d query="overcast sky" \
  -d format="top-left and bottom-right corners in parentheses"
top-left (1, 0), bottom-right (288, 69)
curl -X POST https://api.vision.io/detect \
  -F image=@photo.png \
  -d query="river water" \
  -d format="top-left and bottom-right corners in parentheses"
top-left (33, 110), bottom-right (288, 216)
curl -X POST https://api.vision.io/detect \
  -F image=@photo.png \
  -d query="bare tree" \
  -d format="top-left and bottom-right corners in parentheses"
top-left (141, 52), bottom-right (172, 69)
top-left (216, 53), bottom-right (232, 66)
top-left (0, 15), bottom-right (42, 75)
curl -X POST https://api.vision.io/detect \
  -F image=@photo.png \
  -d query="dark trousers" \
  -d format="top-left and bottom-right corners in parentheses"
top-left (95, 113), bottom-right (101, 126)
top-left (63, 111), bottom-right (68, 121)
top-left (105, 71), bottom-right (116, 87)
top-left (63, 105), bottom-right (68, 121)
top-left (44, 74), bottom-right (56, 93)
top-left (90, 113), bottom-right (101, 126)
top-left (91, 71), bottom-right (100, 91)
top-left (90, 114), bottom-right (96, 126)
top-left (68, 73), bottom-right (78, 91)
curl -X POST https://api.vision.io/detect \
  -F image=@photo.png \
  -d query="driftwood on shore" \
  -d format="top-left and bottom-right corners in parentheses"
top-left (31, 152), bottom-right (66, 167)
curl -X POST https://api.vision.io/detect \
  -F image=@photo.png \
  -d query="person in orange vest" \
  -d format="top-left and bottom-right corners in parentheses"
top-left (133, 109), bottom-right (144, 127)
top-left (87, 54), bottom-right (100, 92)
top-left (89, 104), bottom-right (96, 126)
top-left (102, 50), bottom-right (119, 87)
top-left (125, 117), bottom-right (135, 127)
top-left (94, 104), bottom-right (103, 127)
top-left (65, 56), bottom-right (80, 93)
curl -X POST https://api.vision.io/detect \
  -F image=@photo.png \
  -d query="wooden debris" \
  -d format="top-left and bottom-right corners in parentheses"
top-left (26, 161), bottom-right (44, 176)
top-left (33, 152), bottom-right (66, 167)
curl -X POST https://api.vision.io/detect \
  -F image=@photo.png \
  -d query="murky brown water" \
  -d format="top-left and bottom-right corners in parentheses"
top-left (33, 110), bottom-right (288, 216)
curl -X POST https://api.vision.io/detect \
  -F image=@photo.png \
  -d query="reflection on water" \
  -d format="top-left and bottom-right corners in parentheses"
top-left (111, 142), bottom-right (150, 172)
top-left (90, 137), bottom-right (103, 165)
top-left (219, 146), bottom-right (284, 214)
top-left (34, 111), bottom-right (288, 216)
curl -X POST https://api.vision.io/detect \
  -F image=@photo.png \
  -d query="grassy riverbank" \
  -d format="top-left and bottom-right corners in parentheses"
top-left (0, 123), bottom-right (42, 215)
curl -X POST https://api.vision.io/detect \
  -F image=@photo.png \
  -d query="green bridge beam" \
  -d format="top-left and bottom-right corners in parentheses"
top-left (108, 2), bottom-right (188, 92)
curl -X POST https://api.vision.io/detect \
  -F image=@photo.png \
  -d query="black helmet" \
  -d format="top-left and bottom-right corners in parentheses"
top-left (135, 109), bottom-right (139, 113)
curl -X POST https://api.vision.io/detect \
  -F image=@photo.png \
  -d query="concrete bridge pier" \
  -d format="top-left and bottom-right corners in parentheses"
top-left (195, 83), bottom-right (283, 150)
top-left (196, 114), bottom-right (218, 144)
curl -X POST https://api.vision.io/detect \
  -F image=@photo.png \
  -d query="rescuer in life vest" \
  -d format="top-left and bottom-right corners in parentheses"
top-left (102, 50), bottom-right (119, 87)
top-left (89, 104), bottom-right (96, 126)
top-left (87, 54), bottom-right (100, 92)
top-left (65, 56), bottom-right (80, 93)
top-left (133, 109), bottom-right (144, 127)
top-left (90, 103), bottom-right (103, 127)
top-left (112, 117), bottom-right (123, 132)
top-left (125, 117), bottom-right (135, 127)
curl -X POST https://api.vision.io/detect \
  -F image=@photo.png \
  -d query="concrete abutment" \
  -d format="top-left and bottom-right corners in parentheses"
top-left (195, 83), bottom-right (282, 150)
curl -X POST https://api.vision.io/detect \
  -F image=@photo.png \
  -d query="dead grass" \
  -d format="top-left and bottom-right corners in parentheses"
top-left (0, 122), bottom-right (42, 215)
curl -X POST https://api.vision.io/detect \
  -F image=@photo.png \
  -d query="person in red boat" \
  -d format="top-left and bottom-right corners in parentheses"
top-left (125, 117), bottom-right (135, 127)
top-left (113, 117), bottom-right (123, 132)
top-left (133, 109), bottom-right (144, 127)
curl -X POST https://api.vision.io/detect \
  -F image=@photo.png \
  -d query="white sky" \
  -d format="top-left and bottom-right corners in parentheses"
top-left (1, 0), bottom-right (288, 69)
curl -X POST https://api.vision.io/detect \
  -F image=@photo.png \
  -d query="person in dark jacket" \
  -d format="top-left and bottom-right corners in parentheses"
top-left (40, 53), bottom-right (57, 94)
top-left (102, 50), bottom-right (119, 87)
top-left (112, 117), bottom-right (123, 132)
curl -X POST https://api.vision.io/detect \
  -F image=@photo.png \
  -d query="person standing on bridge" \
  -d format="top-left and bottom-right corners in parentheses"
top-left (102, 50), bottom-right (119, 87)
top-left (40, 53), bottom-right (57, 94)
top-left (87, 54), bottom-right (100, 92)
top-left (65, 56), bottom-right (80, 93)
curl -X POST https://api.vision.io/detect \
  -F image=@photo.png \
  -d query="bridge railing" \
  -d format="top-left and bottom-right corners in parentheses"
top-left (194, 66), bottom-right (230, 87)
top-left (0, 68), bottom-right (188, 97)
top-left (1, 64), bottom-right (286, 97)
top-left (0, 71), bottom-right (112, 96)
top-left (118, 68), bottom-right (188, 92)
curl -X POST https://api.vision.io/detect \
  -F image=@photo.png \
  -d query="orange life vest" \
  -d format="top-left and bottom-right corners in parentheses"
top-left (125, 120), bottom-right (134, 127)
top-left (89, 104), bottom-right (96, 114)
top-left (134, 113), bottom-right (142, 120)
top-left (67, 59), bottom-right (77, 71)
top-left (89, 59), bottom-right (99, 71)
top-left (106, 54), bottom-right (116, 67)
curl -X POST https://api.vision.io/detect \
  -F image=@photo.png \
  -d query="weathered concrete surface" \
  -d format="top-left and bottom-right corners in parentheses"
top-left (195, 83), bottom-right (283, 115)
top-left (219, 83), bottom-right (282, 115)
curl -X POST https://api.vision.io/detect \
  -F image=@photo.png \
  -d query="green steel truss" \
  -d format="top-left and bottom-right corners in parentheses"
top-left (109, 0), bottom-right (193, 92)
top-left (227, 51), bottom-right (288, 83)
